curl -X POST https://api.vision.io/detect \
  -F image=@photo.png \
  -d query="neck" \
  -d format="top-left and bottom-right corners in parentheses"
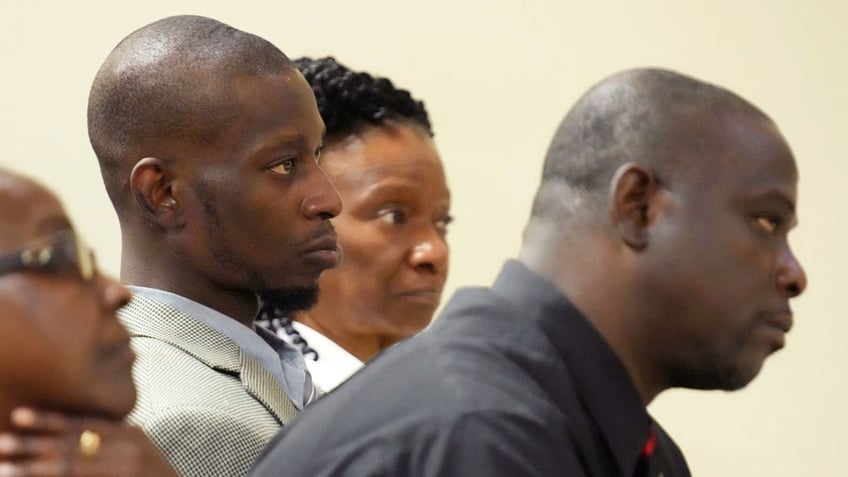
top-left (120, 234), bottom-right (258, 328)
top-left (598, 326), bottom-right (664, 405)
top-left (520, 223), bottom-right (665, 405)
top-left (294, 310), bottom-right (385, 362)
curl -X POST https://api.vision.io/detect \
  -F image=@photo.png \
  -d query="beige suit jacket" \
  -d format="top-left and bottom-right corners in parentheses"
top-left (119, 294), bottom-right (298, 477)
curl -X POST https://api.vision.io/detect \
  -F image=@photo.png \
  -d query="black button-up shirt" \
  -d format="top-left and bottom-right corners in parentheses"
top-left (252, 261), bottom-right (691, 476)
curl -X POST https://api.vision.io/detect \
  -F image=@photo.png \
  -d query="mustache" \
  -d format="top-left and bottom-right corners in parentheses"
top-left (299, 222), bottom-right (337, 245)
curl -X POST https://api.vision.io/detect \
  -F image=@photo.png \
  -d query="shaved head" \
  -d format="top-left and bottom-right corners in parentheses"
top-left (521, 67), bottom-right (804, 401)
top-left (530, 68), bottom-right (771, 224)
top-left (87, 15), bottom-right (294, 211)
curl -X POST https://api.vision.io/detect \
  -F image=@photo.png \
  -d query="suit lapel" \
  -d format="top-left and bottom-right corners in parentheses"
top-left (239, 350), bottom-right (299, 424)
top-left (119, 294), bottom-right (299, 424)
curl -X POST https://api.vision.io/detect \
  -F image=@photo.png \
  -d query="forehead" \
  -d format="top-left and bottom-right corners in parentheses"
top-left (322, 123), bottom-right (446, 188)
top-left (0, 177), bottom-right (68, 250)
top-left (231, 70), bottom-right (323, 137)
top-left (675, 112), bottom-right (798, 200)
top-left (187, 69), bottom-right (325, 167)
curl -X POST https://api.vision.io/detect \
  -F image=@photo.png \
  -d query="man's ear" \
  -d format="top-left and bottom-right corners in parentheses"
top-left (130, 158), bottom-right (183, 228)
top-left (608, 162), bottom-right (659, 251)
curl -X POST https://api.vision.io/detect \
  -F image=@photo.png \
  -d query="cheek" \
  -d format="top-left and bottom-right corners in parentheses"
top-left (336, 220), bottom-right (404, 277)
top-left (694, 227), bottom-right (770, 305)
top-left (1, 308), bottom-right (100, 407)
top-left (333, 238), bottom-right (400, 290)
top-left (664, 212), bottom-right (762, 299)
top-left (322, 226), bottom-right (406, 305)
top-left (14, 283), bottom-right (98, 343)
top-left (665, 237), bottom-right (768, 345)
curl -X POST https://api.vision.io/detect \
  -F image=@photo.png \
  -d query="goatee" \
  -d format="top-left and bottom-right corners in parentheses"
top-left (259, 286), bottom-right (320, 316)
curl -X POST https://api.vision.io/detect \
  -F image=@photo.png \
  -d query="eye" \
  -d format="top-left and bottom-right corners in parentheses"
top-left (754, 215), bottom-right (782, 235)
top-left (269, 159), bottom-right (295, 175)
top-left (315, 144), bottom-right (324, 163)
top-left (377, 208), bottom-right (407, 225)
top-left (435, 214), bottom-right (454, 234)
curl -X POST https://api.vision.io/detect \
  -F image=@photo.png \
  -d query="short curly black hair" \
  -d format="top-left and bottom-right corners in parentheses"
top-left (293, 56), bottom-right (433, 140)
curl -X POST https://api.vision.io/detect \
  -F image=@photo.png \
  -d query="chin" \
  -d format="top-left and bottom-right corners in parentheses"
top-left (260, 286), bottom-right (320, 315)
top-left (670, 356), bottom-right (765, 392)
top-left (392, 313), bottom-right (435, 337)
top-left (693, 364), bottom-right (763, 391)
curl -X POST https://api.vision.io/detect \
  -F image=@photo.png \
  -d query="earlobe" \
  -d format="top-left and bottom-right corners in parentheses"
top-left (609, 163), bottom-right (657, 251)
top-left (130, 158), bottom-right (182, 228)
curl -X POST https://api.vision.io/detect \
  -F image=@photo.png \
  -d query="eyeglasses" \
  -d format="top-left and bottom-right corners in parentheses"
top-left (0, 230), bottom-right (96, 282)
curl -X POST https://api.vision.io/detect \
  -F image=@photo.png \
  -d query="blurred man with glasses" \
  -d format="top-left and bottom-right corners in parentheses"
top-left (0, 167), bottom-right (178, 476)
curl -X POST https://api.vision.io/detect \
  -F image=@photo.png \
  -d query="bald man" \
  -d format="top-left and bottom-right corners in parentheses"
top-left (88, 16), bottom-right (341, 477)
top-left (251, 68), bottom-right (807, 476)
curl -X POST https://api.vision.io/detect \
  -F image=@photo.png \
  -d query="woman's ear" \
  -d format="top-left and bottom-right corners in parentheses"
top-left (608, 162), bottom-right (659, 251)
top-left (130, 158), bottom-right (183, 228)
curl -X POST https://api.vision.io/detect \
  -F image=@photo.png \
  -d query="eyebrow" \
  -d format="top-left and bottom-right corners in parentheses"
top-left (746, 186), bottom-right (795, 211)
top-left (35, 215), bottom-right (72, 236)
top-left (770, 193), bottom-right (795, 215)
top-left (250, 134), bottom-right (305, 156)
top-left (748, 190), bottom-right (800, 228)
top-left (249, 130), bottom-right (326, 163)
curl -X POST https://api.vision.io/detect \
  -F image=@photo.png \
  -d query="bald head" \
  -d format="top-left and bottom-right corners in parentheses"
top-left (520, 69), bottom-right (804, 400)
top-left (88, 15), bottom-right (294, 211)
top-left (530, 68), bottom-right (771, 225)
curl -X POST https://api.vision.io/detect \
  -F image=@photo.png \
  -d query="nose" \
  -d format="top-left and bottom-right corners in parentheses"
top-left (777, 245), bottom-right (807, 298)
top-left (409, 226), bottom-right (449, 275)
top-left (301, 167), bottom-right (343, 220)
top-left (98, 272), bottom-right (132, 312)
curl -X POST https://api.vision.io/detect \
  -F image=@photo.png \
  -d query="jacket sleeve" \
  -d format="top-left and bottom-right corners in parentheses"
top-left (142, 406), bottom-right (268, 477)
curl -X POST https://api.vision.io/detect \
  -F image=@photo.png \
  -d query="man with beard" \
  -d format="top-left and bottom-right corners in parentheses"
top-left (88, 15), bottom-right (341, 477)
top-left (251, 68), bottom-right (807, 476)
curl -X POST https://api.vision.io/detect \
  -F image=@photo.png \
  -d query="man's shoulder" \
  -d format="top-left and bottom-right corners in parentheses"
top-left (316, 283), bottom-right (571, 418)
top-left (134, 401), bottom-right (279, 477)
top-left (253, 403), bottom-right (575, 477)
top-left (128, 337), bottom-right (283, 476)
top-left (119, 293), bottom-right (243, 368)
top-left (129, 336), bottom-right (237, 393)
top-left (258, 302), bottom-right (571, 458)
top-left (128, 336), bottom-right (274, 417)
top-left (251, 282), bottom-right (587, 476)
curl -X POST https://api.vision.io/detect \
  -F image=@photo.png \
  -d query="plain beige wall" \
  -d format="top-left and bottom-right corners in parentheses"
top-left (2, 0), bottom-right (845, 474)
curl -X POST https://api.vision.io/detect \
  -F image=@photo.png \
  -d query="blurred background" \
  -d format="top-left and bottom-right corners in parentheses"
top-left (1, 0), bottom-right (845, 474)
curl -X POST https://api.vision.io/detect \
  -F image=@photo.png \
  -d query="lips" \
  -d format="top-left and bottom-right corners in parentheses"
top-left (763, 309), bottom-right (793, 334)
top-left (759, 308), bottom-right (793, 350)
top-left (397, 287), bottom-right (443, 307)
top-left (301, 228), bottom-right (341, 269)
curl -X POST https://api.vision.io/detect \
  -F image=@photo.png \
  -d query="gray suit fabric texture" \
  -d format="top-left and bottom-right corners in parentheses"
top-left (119, 294), bottom-right (299, 477)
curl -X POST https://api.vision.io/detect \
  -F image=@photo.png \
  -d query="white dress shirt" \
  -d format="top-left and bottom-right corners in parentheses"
top-left (277, 321), bottom-right (364, 392)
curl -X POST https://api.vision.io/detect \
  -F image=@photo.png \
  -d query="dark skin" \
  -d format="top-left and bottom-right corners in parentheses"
top-left (0, 175), bottom-right (134, 426)
top-left (0, 408), bottom-right (177, 477)
top-left (294, 122), bottom-right (451, 361)
top-left (120, 69), bottom-right (342, 328)
top-left (520, 110), bottom-right (806, 405)
top-left (0, 171), bottom-right (177, 476)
